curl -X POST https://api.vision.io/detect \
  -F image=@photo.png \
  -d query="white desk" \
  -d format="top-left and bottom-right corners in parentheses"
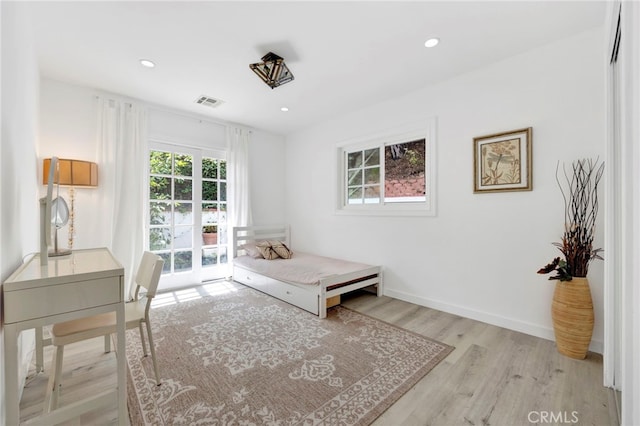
top-left (3, 248), bottom-right (126, 425)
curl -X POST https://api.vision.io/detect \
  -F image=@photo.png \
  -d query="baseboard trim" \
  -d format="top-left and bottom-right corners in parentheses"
top-left (384, 288), bottom-right (603, 354)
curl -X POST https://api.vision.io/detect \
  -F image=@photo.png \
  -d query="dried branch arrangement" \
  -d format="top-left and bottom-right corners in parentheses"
top-left (538, 158), bottom-right (604, 281)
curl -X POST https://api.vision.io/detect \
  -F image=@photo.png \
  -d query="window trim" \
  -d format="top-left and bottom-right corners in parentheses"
top-left (336, 118), bottom-right (437, 217)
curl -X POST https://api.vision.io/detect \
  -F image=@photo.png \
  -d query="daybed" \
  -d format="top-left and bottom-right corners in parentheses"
top-left (232, 225), bottom-right (382, 318)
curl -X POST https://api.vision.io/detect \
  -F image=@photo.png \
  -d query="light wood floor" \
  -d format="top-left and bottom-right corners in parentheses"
top-left (19, 282), bottom-right (618, 426)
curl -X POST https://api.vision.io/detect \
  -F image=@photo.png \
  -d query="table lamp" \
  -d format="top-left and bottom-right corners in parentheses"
top-left (43, 158), bottom-right (98, 251)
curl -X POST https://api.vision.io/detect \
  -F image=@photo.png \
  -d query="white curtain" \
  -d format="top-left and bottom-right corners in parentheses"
top-left (227, 126), bottom-right (253, 230)
top-left (97, 97), bottom-right (148, 299)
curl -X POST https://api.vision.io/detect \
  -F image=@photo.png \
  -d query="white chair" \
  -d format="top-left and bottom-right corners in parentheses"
top-left (45, 251), bottom-right (164, 411)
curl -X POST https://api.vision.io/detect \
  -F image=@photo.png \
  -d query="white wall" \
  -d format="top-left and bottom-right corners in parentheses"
top-left (148, 108), bottom-right (225, 151)
top-left (38, 78), bottom-right (101, 249)
top-left (1, 2), bottom-right (41, 422)
top-left (248, 130), bottom-right (286, 225)
top-left (39, 78), bottom-right (287, 249)
top-left (285, 28), bottom-right (606, 351)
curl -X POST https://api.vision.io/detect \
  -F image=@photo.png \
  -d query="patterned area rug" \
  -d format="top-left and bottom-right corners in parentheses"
top-left (127, 286), bottom-right (453, 425)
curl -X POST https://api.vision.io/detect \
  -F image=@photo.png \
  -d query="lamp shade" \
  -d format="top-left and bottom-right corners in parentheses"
top-left (43, 158), bottom-right (98, 187)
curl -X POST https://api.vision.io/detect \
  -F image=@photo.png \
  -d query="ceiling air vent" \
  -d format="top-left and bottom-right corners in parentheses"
top-left (195, 95), bottom-right (223, 108)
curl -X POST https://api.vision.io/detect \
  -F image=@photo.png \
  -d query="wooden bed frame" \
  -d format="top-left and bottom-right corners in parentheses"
top-left (232, 225), bottom-right (382, 318)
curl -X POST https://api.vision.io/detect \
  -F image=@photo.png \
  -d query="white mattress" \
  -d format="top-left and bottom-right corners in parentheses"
top-left (233, 251), bottom-right (374, 286)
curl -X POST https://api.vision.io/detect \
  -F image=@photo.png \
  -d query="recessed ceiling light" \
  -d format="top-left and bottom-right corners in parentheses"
top-left (424, 38), bottom-right (440, 48)
top-left (280, 107), bottom-right (289, 112)
top-left (140, 59), bottom-right (155, 68)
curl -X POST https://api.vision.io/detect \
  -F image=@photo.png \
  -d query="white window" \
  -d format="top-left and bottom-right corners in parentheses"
top-left (148, 142), bottom-right (228, 290)
top-left (337, 118), bottom-right (437, 216)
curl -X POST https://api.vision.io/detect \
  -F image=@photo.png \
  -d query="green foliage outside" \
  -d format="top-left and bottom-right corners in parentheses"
top-left (148, 150), bottom-right (228, 261)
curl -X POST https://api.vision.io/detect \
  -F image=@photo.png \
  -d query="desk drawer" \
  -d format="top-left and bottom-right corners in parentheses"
top-left (4, 277), bottom-right (122, 324)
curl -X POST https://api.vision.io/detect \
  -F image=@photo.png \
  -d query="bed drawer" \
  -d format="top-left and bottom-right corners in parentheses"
top-left (236, 268), bottom-right (270, 293)
top-left (270, 281), bottom-right (318, 314)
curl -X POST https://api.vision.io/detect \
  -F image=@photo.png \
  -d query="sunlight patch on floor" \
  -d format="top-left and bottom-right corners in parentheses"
top-left (151, 280), bottom-right (240, 308)
top-left (201, 280), bottom-right (240, 296)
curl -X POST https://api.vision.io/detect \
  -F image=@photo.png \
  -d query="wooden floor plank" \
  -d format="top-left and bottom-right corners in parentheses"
top-left (344, 291), bottom-right (615, 426)
top-left (19, 284), bottom-right (616, 425)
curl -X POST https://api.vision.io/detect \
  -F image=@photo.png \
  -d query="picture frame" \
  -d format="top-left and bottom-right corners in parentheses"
top-left (473, 127), bottom-right (532, 193)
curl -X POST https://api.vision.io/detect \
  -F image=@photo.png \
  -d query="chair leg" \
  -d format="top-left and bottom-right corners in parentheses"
top-left (104, 334), bottom-right (111, 353)
top-left (144, 320), bottom-right (161, 385)
top-left (138, 322), bottom-right (148, 357)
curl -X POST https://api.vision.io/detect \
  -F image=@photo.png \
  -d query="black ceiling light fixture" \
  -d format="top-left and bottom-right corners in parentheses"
top-left (249, 52), bottom-right (294, 89)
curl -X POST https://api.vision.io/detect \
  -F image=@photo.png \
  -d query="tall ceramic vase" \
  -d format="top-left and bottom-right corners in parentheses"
top-left (551, 277), bottom-right (594, 359)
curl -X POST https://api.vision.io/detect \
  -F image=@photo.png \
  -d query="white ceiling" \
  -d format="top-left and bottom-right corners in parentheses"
top-left (27, 1), bottom-right (606, 136)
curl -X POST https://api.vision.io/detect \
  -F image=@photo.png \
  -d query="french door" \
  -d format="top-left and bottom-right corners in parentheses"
top-left (148, 142), bottom-right (228, 290)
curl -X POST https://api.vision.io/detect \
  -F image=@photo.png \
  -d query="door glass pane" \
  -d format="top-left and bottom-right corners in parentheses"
top-left (218, 204), bottom-right (228, 244)
top-left (202, 181), bottom-right (217, 201)
top-left (174, 251), bottom-right (192, 272)
top-left (150, 202), bottom-right (171, 225)
top-left (174, 178), bottom-right (193, 200)
top-left (203, 247), bottom-right (217, 266)
top-left (174, 202), bottom-right (193, 225)
top-left (202, 225), bottom-right (218, 247)
top-left (150, 228), bottom-right (171, 251)
top-left (219, 203), bottom-right (227, 216)
top-left (174, 154), bottom-right (193, 176)
top-left (150, 151), bottom-right (171, 174)
top-left (202, 246), bottom-right (227, 267)
top-left (173, 226), bottom-right (192, 250)
top-left (150, 177), bottom-right (171, 200)
top-left (157, 252), bottom-right (171, 273)
top-left (202, 203), bottom-right (218, 224)
top-left (220, 182), bottom-right (227, 202)
top-left (200, 157), bottom-right (227, 256)
top-left (202, 157), bottom-right (217, 179)
top-left (218, 229), bottom-right (228, 245)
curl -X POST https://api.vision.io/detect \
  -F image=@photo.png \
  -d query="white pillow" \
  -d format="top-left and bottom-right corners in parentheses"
top-left (241, 242), bottom-right (264, 259)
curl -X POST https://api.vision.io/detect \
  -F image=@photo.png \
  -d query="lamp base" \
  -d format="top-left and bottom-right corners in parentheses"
top-left (49, 248), bottom-right (72, 257)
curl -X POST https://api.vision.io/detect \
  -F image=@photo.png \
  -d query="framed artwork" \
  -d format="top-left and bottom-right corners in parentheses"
top-left (473, 127), bottom-right (532, 193)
